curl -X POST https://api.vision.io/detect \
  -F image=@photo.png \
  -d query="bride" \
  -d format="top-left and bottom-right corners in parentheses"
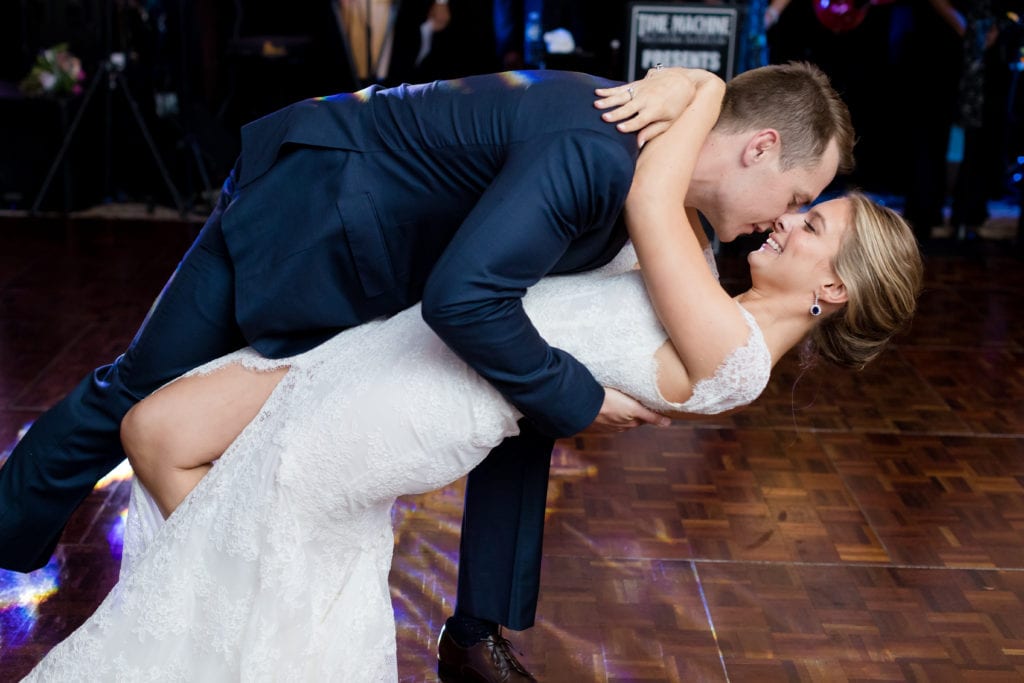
top-left (24, 72), bottom-right (922, 681)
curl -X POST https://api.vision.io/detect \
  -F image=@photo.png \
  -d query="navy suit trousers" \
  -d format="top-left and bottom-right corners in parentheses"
top-left (0, 181), bottom-right (245, 571)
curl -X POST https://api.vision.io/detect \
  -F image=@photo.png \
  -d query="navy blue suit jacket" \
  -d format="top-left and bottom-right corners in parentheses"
top-left (220, 71), bottom-right (637, 438)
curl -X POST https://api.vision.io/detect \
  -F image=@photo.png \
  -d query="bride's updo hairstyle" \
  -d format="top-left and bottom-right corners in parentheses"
top-left (807, 193), bottom-right (924, 369)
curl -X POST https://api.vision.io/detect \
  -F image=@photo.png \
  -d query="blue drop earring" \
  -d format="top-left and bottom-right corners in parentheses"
top-left (810, 293), bottom-right (822, 317)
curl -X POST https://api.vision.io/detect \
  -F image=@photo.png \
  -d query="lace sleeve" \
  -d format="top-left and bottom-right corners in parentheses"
top-left (660, 304), bottom-right (771, 415)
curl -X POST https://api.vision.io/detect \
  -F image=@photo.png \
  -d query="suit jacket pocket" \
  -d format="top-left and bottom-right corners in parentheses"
top-left (337, 192), bottom-right (396, 298)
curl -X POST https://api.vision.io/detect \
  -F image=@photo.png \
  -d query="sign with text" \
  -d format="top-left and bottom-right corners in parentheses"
top-left (626, 3), bottom-right (739, 81)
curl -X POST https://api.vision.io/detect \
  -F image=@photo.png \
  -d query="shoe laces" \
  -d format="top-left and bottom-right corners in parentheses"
top-left (488, 629), bottom-right (532, 678)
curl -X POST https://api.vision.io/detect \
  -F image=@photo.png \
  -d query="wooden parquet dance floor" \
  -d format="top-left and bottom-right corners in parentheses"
top-left (1, 213), bottom-right (1022, 681)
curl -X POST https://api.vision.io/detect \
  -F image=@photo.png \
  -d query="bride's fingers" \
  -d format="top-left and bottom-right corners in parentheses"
top-left (611, 110), bottom-right (649, 133)
top-left (596, 75), bottom-right (682, 136)
top-left (601, 102), bottom-right (639, 123)
top-left (594, 84), bottom-right (629, 98)
top-left (593, 85), bottom-right (633, 111)
top-left (637, 120), bottom-right (670, 148)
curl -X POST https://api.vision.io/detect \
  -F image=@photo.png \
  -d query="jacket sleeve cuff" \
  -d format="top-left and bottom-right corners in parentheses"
top-left (529, 374), bottom-right (605, 439)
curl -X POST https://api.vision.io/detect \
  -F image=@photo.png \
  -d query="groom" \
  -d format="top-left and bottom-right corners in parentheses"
top-left (0, 65), bottom-right (852, 681)
top-left (438, 63), bottom-right (854, 682)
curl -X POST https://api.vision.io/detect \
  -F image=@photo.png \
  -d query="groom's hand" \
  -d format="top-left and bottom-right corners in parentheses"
top-left (584, 387), bottom-right (671, 433)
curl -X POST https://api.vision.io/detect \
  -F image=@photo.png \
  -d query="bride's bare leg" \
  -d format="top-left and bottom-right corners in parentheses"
top-left (121, 364), bottom-right (289, 518)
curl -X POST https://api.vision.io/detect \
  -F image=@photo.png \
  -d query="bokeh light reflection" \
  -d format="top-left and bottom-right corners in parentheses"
top-left (0, 556), bottom-right (60, 649)
top-left (0, 455), bottom-right (132, 648)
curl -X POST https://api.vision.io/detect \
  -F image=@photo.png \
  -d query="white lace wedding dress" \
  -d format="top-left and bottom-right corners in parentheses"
top-left (25, 244), bottom-right (770, 682)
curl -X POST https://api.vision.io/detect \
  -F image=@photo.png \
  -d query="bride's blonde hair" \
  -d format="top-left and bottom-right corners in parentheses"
top-left (806, 193), bottom-right (923, 369)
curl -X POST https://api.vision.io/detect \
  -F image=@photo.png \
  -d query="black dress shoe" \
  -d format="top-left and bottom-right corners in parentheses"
top-left (437, 624), bottom-right (537, 682)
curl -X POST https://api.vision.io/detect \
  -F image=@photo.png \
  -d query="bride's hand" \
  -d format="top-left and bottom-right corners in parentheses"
top-left (593, 66), bottom-right (699, 148)
top-left (583, 387), bottom-right (671, 433)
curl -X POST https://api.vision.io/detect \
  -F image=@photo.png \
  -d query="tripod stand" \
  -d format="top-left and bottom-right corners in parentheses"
top-left (31, 51), bottom-right (186, 216)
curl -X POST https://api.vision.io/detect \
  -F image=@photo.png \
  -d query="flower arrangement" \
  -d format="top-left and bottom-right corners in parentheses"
top-left (19, 44), bottom-right (87, 98)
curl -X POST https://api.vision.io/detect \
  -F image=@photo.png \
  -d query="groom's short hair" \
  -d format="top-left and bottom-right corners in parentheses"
top-left (715, 62), bottom-right (855, 175)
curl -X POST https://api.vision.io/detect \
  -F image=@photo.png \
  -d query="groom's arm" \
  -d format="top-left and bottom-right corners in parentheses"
top-left (422, 130), bottom-right (639, 438)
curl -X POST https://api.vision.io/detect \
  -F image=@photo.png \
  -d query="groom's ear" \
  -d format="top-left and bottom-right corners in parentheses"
top-left (741, 129), bottom-right (781, 166)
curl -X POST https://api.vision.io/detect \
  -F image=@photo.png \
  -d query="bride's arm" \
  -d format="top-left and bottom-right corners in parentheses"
top-left (625, 72), bottom-right (753, 394)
